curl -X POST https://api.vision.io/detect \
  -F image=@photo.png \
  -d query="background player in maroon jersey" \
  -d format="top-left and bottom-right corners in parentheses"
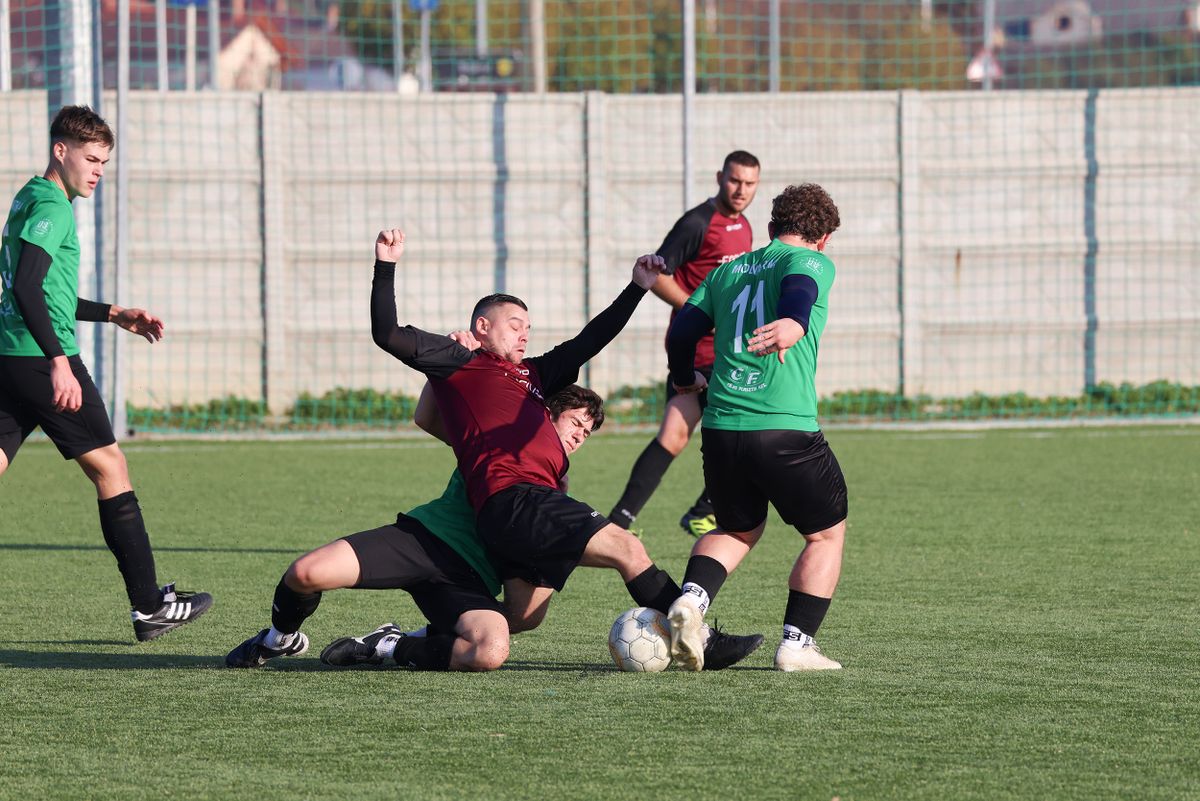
top-left (608, 151), bottom-right (760, 538)
top-left (370, 228), bottom-right (764, 670)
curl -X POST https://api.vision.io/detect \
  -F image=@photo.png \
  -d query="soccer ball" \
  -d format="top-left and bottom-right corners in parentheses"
top-left (608, 607), bottom-right (672, 672)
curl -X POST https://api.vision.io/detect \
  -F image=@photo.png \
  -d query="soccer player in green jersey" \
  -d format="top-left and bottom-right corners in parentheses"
top-left (664, 183), bottom-right (848, 671)
top-left (225, 385), bottom-right (605, 671)
top-left (0, 105), bottom-right (212, 641)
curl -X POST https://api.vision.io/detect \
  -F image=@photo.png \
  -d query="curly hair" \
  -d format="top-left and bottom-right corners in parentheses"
top-left (547, 384), bottom-right (605, 432)
top-left (769, 183), bottom-right (840, 242)
top-left (50, 105), bottom-right (114, 149)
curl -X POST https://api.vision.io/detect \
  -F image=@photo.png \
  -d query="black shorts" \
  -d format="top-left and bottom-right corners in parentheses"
top-left (701, 428), bottom-right (848, 536)
top-left (665, 365), bottom-right (713, 412)
top-left (0, 354), bottom-right (116, 463)
top-left (343, 514), bottom-right (505, 632)
top-left (476, 484), bottom-right (610, 591)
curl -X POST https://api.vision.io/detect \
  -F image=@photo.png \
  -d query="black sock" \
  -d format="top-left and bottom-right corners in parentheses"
top-left (97, 491), bottom-right (161, 614)
top-left (682, 555), bottom-right (728, 603)
top-left (393, 633), bottom-right (455, 670)
top-left (609, 439), bottom-right (675, 528)
top-left (686, 487), bottom-right (714, 518)
top-left (270, 578), bottom-right (321, 634)
top-left (625, 565), bottom-right (682, 615)
top-left (784, 591), bottom-right (832, 637)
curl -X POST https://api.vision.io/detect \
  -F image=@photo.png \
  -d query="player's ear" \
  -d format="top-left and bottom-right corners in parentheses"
top-left (51, 140), bottom-right (68, 163)
top-left (473, 315), bottom-right (489, 336)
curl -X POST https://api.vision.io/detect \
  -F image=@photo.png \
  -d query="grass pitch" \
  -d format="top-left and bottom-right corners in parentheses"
top-left (1, 426), bottom-right (1197, 800)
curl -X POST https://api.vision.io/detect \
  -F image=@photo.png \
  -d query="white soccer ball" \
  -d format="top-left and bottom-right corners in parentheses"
top-left (608, 607), bottom-right (672, 672)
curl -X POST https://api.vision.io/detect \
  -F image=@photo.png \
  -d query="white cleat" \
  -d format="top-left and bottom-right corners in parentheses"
top-left (774, 640), bottom-right (842, 672)
top-left (667, 596), bottom-right (706, 672)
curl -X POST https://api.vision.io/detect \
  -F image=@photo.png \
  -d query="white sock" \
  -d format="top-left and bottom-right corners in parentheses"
top-left (680, 582), bottom-right (711, 615)
top-left (781, 624), bottom-right (814, 648)
top-left (374, 633), bottom-right (401, 659)
top-left (263, 626), bottom-right (296, 649)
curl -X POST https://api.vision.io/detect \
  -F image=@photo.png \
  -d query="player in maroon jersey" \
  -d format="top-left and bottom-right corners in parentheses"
top-left (609, 151), bottom-right (761, 538)
top-left (369, 228), bottom-right (764, 670)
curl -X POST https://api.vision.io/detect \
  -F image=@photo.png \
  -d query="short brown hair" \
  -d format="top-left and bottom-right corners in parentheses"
top-left (50, 105), bottom-right (115, 149)
top-left (770, 183), bottom-right (840, 242)
top-left (722, 150), bottom-right (760, 173)
top-left (547, 384), bottom-right (605, 432)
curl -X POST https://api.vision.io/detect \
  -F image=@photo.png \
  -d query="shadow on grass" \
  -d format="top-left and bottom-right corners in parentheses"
top-left (0, 650), bottom-right (620, 674)
top-left (0, 650), bottom-right (765, 673)
top-left (0, 543), bottom-right (299, 555)
top-left (0, 648), bottom-right (228, 670)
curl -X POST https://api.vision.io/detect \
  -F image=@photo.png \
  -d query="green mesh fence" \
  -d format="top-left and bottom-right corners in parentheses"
top-left (2, 1), bottom-right (1198, 432)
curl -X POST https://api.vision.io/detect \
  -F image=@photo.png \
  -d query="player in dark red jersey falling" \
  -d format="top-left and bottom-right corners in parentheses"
top-left (368, 228), bottom-right (763, 670)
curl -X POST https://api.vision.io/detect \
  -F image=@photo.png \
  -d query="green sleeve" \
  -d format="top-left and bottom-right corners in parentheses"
top-left (19, 199), bottom-right (72, 257)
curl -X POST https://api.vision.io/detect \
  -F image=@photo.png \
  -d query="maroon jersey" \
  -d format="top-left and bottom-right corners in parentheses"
top-left (658, 198), bottom-right (752, 368)
top-left (371, 260), bottom-right (648, 511)
top-left (428, 351), bottom-right (567, 511)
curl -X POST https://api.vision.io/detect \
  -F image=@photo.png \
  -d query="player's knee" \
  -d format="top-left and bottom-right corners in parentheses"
top-left (612, 530), bottom-right (653, 574)
top-left (285, 556), bottom-right (324, 592)
top-left (656, 425), bottom-right (690, 455)
top-left (465, 634), bottom-right (509, 671)
top-left (80, 445), bottom-right (129, 487)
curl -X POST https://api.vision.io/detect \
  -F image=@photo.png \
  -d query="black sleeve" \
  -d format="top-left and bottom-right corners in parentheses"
top-left (655, 202), bottom-right (713, 275)
top-left (11, 242), bottom-right (64, 359)
top-left (526, 282), bottom-right (648, 395)
top-left (666, 302), bottom-right (714, 388)
top-left (777, 274), bottom-right (820, 333)
top-left (76, 297), bottom-right (112, 323)
top-left (370, 260), bottom-right (473, 379)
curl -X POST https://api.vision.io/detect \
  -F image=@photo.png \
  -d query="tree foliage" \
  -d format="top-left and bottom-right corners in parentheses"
top-left (337, 0), bottom-right (1199, 92)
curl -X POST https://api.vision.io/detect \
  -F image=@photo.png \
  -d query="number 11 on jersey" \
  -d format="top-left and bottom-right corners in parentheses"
top-left (731, 280), bottom-right (765, 353)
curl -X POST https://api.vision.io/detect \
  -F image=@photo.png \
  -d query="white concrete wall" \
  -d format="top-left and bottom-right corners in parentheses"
top-left (0, 87), bottom-right (1196, 414)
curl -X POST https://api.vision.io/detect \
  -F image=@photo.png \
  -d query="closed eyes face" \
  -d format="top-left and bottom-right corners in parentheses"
top-left (476, 303), bottom-right (531, 364)
top-left (553, 407), bottom-right (594, 454)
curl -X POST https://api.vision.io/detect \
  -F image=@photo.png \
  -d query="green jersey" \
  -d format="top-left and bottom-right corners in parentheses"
top-left (686, 239), bottom-right (835, 432)
top-left (0, 177), bottom-right (81, 356)
top-left (406, 470), bottom-right (501, 595)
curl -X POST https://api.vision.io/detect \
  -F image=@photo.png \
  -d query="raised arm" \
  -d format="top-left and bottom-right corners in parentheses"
top-left (527, 254), bottom-right (664, 394)
top-left (369, 229), bottom-right (473, 378)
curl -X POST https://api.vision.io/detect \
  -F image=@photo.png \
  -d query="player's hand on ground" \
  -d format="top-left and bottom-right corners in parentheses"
top-left (448, 329), bottom-right (481, 350)
top-left (375, 228), bottom-right (406, 263)
top-left (747, 318), bottom-right (805, 363)
top-left (112, 306), bottom-right (164, 343)
top-left (49, 357), bottom-right (83, 413)
top-left (673, 370), bottom-right (708, 395)
top-left (631, 254), bottom-right (666, 290)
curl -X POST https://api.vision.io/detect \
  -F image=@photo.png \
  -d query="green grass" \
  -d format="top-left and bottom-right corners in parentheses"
top-left (1, 427), bottom-right (1197, 800)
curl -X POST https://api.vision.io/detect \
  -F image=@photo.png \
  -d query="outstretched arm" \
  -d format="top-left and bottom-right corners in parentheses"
top-left (369, 229), bottom-right (473, 378)
top-left (77, 300), bottom-right (166, 344)
top-left (528, 254), bottom-right (665, 394)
